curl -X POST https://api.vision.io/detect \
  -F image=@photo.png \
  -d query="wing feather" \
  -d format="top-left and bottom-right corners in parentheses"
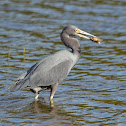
top-left (9, 50), bottom-right (74, 91)
top-left (29, 59), bottom-right (72, 87)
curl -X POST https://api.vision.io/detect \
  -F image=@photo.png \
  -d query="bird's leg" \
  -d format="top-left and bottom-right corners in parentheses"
top-left (50, 83), bottom-right (58, 100)
top-left (35, 92), bottom-right (39, 100)
top-left (32, 87), bottom-right (42, 100)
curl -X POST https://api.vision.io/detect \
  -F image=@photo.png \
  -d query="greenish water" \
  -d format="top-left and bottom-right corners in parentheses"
top-left (0, 0), bottom-right (126, 125)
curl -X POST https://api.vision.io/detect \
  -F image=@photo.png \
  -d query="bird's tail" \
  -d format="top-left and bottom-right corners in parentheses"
top-left (8, 79), bottom-right (27, 92)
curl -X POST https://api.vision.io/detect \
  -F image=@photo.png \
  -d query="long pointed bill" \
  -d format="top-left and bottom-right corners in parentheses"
top-left (75, 29), bottom-right (101, 44)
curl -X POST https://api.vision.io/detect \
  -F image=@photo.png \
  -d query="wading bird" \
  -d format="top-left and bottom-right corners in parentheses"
top-left (9, 25), bottom-right (100, 101)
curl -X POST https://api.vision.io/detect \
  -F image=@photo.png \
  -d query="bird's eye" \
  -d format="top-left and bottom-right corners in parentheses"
top-left (75, 29), bottom-right (79, 33)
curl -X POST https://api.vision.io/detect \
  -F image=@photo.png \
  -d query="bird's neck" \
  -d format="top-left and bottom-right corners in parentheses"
top-left (72, 46), bottom-right (81, 54)
top-left (61, 32), bottom-right (81, 55)
top-left (72, 49), bottom-right (81, 60)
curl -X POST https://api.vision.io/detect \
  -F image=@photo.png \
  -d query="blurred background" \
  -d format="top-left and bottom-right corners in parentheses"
top-left (0, 0), bottom-right (126, 125)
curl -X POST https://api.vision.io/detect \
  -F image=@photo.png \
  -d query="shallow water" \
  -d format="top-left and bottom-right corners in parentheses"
top-left (0, 0), bottom-right (126, 125)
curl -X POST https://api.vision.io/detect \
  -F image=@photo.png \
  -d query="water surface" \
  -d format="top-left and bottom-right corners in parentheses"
top-left (0, 0), bottom-right (126, 125)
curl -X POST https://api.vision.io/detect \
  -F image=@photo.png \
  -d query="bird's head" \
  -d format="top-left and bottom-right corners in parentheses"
top-left (62, 25), bottom-right (101, 44)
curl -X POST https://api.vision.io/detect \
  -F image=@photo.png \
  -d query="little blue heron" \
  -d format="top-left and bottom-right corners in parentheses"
top-left (9, 25), bottom-right (100, 101)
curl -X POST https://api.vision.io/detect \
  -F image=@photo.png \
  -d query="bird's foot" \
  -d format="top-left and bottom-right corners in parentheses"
top-left (35, 94), bottom-right (39, 101)
top-left (50, 98), bottom-right (54, 108)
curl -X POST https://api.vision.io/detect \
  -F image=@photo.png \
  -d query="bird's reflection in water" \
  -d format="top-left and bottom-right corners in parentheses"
top-left (27, 99), bottom-right (81, 125)
top-left (4, 95), bottom-right (81, 125)
top-left (28, 98), bottom-right (58, 117)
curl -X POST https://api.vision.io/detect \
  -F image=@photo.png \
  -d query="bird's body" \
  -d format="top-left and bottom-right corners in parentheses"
top-left (9, 25), bottom-right (100, 101)
top-left (10, 50), bottom-right (79, 91)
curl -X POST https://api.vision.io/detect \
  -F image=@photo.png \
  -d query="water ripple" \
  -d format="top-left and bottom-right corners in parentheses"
top-left (0, 0), bottom-right (126, 125)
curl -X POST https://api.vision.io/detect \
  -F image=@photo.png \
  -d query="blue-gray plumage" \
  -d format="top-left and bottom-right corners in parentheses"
top-left (9, 25), bottom-right (100, 101)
